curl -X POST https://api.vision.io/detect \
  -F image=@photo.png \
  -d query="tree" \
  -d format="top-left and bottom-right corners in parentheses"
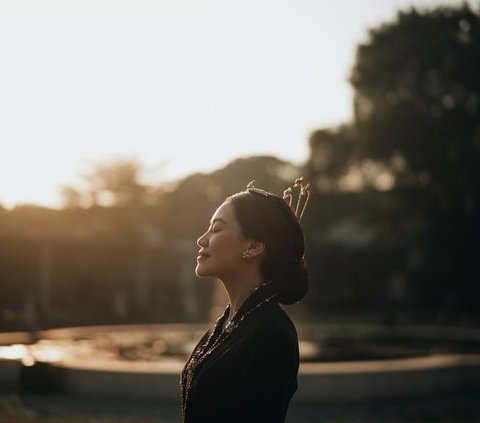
top-left (350, 3), bottom-right (480, 318)
top-left (82, 158), bottom-right (147, 207)
top-left (351, 4), bottom-right (480, 200)
top-left (60, 185), bottom-right (82, 209)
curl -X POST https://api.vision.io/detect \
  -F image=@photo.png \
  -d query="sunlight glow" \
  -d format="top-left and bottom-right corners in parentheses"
top-left (29, 343), bottom-right (64, 363)
top-left (0, 343), bottom-right (64, 365)
top-left (0, 0), bottom-right (463, 208)
top-left (0, 344), bottom-right (28, 360)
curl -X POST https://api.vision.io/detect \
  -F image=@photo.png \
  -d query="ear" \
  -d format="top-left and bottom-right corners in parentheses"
top-left (245, 239), bottom-right (265, 259)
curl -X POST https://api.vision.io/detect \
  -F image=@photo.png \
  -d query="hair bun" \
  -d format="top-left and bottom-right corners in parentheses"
top-left (270, 259), bottom-right (308, 305)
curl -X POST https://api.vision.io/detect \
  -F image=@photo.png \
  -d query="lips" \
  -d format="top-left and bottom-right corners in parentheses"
top-left (197, 251), bottom-right (210, 261)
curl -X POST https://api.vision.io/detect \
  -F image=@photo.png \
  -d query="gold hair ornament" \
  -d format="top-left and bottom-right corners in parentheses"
top-left (283, 177), bottom-right (310, 221)
top-left (245, 178), bottom-right (310, 222)
top-left (245, 180), bottom-right (269, 197)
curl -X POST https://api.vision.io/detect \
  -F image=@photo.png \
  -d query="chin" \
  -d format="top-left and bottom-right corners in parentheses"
top-left (195, 264), bottom-right (211, 278)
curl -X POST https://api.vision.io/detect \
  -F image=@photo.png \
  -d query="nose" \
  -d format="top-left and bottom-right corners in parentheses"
top-left (197, 230), bottom-right (208, 248)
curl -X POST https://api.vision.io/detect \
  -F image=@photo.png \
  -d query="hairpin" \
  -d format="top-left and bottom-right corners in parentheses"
top-left (283, 177), bottom-right (310, 221)
top-left (245, 180), bottom-right (269, 197)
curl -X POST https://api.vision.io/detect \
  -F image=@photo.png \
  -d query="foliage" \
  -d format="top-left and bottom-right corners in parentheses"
top-left (348, 3), bottom-right (480, 317)
top-left (60, 158), bottom-right (163, 208)
top-left (0, 156), bottom-right (301, 329)
top-left (351, 4), bottom-right (480, 199)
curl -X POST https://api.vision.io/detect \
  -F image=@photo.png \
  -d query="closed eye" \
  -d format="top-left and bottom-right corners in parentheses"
top-left (206, 218), bottom-right (226, 233)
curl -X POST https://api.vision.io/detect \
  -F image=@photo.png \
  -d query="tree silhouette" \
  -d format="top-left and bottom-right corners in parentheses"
top-left (351, 4), bottom-right (480, 198)
top-left (60, 185), bottom-right (82, 209)
top-left (351, 4), bottom-right (480, 318)
top-left (82, 158), bottom-right (147, 207)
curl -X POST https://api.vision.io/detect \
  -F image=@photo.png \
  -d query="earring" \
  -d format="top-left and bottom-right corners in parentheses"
top-left (242, 250), bottom-right (250, 259)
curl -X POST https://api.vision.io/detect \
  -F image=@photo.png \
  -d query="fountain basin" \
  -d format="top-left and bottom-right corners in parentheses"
top-left (1, 324), bottom-right (480, 402)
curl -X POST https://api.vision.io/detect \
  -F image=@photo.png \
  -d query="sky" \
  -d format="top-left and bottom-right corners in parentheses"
top-left (0, 0), bottom-right (465, 208)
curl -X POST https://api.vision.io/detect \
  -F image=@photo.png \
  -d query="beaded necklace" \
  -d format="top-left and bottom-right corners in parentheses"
top-left (181, 281), bottom-right (278, 422)
top-left (223, 292), bottom-right (277, 333)
top-left (190, 281), bottom-right (275, 361)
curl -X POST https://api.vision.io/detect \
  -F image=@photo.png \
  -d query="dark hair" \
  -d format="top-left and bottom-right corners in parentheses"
top-left (227, 189), bottom-right (308, 305)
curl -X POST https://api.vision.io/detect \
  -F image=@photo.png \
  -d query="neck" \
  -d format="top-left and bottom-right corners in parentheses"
top-left (221, 274), bottom-right (263, 320)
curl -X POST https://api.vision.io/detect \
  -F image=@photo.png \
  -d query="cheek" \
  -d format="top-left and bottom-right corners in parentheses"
top-left (212, 234), bottom-right (242, 257)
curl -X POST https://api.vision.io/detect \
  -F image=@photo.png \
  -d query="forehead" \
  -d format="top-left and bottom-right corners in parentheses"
top-left (211, 201), bottom-right (236, 224)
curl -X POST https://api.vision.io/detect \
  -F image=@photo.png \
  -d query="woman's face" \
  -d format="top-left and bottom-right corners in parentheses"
top-left (196, 201), bottom-right (250, 280)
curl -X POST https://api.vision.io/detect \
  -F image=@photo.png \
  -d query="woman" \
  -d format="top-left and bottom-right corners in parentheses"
top-left (180, 179), bottom-right (309, 423)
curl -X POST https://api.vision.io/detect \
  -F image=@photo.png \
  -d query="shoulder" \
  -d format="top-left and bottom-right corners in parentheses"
top-left (254, 303), bottom-right (298, 339)
top-left (239, 303), bottom-right (299, 358)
